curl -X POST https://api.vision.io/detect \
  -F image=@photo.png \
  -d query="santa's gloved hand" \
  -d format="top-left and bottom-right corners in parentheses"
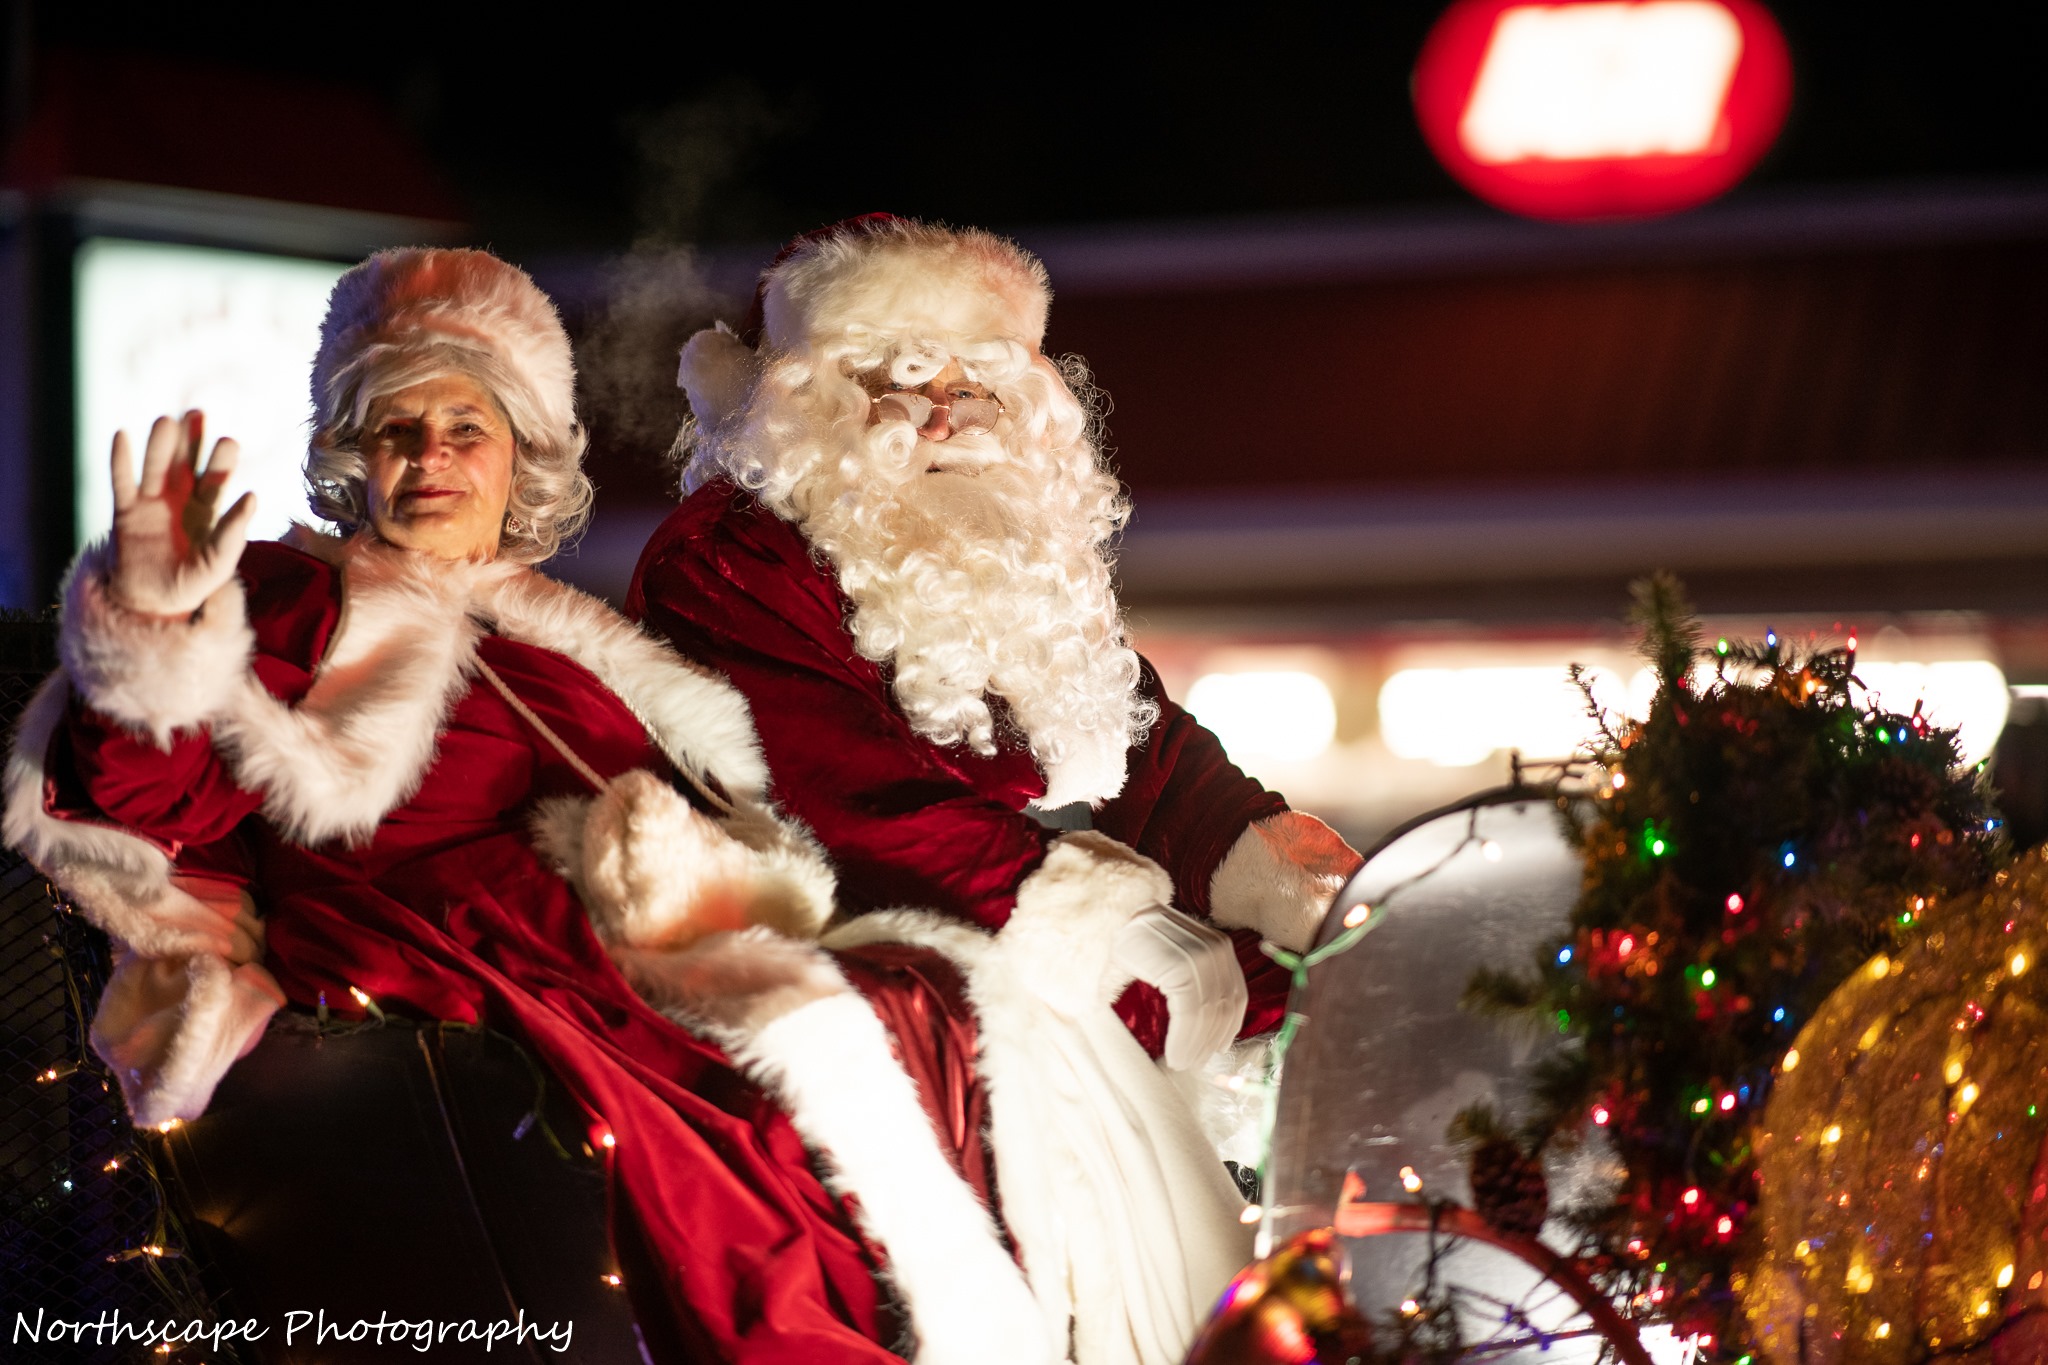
top-left (109, 412), bottom-right (257, 619)
top-left (1112, 906), bottom-right (1249, 1070)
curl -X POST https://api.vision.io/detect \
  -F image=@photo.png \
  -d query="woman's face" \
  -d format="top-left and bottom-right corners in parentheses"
top-left (360, 375), bottom-right (516, 560)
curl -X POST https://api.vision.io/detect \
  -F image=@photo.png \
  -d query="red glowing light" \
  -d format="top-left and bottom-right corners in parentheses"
top-left (1718, 1092), bottom-right (1737, 1112)
top-left (1617, 934), bottom-right (1636, 956)
top-left (1717, 1216), bottom-right (1734, 1235)
top-left (1592, 1103), bottom-right (1612, 1126)
top-left (1412, 0), bottom-right (1793, 221)
top-left (1725, 893), bottom-right (1744, 913)
top-left (1682, 1187), bottom-right (1701, 1206)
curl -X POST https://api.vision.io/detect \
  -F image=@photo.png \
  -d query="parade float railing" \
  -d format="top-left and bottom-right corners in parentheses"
top-left (1, 613), bottom-right (239, 1364)
top-left (1194, 776), bottom-right (1670, 1364)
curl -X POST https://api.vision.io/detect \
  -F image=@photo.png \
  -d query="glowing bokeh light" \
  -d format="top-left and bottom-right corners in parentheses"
top-left (1413, 0), bottom-right (1792, 220)
top-left (1459, 2), bottom-right (1744, 163)
top-left (1378, 664), bottom-right (1627, 766)
top-left (1187, 671), bottom-right (1337, 763)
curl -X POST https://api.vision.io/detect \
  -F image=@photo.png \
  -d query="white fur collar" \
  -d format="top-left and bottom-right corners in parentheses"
top-left (214, 529), bottom-right (768, 847)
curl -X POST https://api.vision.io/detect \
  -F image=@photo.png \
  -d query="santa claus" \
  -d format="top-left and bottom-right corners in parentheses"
top-left (630, 214), bottom-right (1363, 1059)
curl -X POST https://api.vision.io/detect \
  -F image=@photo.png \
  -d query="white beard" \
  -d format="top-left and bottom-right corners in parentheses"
top-left (787, 412), bottom-right (1153, 808)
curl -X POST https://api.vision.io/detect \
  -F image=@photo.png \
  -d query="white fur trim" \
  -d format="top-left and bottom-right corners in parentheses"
top-left (4, 677), bottom-right (284, 1125)
top-left (728, 990), bottom-right (1058, 1365)
top-left (537, 773), bottom-right (832, 954)
top-left (828, 908), bottom-right (1251, 1365)
top-left (211, 530), bottom-right (771, 847)
top-left (57, 542), bottom-right (255, 749)
top-left (626, 928), bottom-right (1055, 1364)
top-left (623, 926), bottom-right (852, 1039)
top-left (313, 249), bottom-right (578, 460)
top-left (763, 220), bottom-right (1050, 356)
top-left (211, 536), bottom-right (485, 847)
top-left (676, 323), bottom-right (760, 436)
top-left (1037, 728), bottom-right (1131, 811)
top-left (1000, 831), bottom-right (1173, 1016)
top-left (1207, 811), bottom-right (1362, 954)
top-left (4, 676), bottom-right (231, 958)
top-left (472, 561), bottom-right (769, 799)
top-left (91, 949), bottom-right (284, 1127)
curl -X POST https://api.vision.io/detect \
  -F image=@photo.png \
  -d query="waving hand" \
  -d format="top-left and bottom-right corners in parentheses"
top-left (109, 412), bottom-right (258, 618)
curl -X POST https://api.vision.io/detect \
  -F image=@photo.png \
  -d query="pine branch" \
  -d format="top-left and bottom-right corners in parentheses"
top-left (1461, 965), bottom-right (1547, 1018)
top-left (1627, 571), bottom-right (1700, 691)
top-left (1447, 1101), bottom-right (1508, 1151)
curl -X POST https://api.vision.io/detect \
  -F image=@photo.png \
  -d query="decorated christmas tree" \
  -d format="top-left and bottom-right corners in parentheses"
top-left (1462, 574), bottom-right (2007, 1346)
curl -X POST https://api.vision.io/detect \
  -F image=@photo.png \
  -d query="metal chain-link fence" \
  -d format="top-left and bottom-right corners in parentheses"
top-left (1, 617), bottom-right (239, 1365)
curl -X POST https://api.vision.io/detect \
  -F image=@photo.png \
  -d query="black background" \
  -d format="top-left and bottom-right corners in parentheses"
top-left (12, 0), bottom-right (2048, 250)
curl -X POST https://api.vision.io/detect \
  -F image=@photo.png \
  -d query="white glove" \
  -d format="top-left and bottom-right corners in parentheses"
top-left (109, 412), bottom-right (257, 618)
top-left (1112, 906), bottom-right (1249, 1071)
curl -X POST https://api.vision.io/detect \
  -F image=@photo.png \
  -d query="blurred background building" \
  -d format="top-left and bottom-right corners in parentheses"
top-left (2, 0), bottom-right (2043, 850)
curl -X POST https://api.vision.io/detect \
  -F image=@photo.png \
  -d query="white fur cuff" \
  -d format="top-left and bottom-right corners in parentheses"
top-left (59, 543), bottom-right (254, 747)
top-left (1208, 811), bottom-right (1363, 954)
top-left (4, 675), bottom-right (239, 959)
top-left (92, 950), bottom-right (285, 1128)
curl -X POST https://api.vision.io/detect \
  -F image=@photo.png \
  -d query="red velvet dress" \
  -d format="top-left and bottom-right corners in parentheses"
top-left (626, 481), bottom-right (1298, 1049)
top-left (45, 542), bottom-right (972, 1365)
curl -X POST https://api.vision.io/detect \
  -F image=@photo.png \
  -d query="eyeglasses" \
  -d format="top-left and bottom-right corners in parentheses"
top-left (871, 390), bottom-right (1005, 438)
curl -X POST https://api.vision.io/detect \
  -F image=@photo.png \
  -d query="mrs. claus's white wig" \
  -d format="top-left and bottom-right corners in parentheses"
top-left (305, 247), bottom-right (593, 563)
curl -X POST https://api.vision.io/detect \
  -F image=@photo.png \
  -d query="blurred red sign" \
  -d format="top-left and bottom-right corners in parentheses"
top-left (1413, 0), bottom-right (1792, 221)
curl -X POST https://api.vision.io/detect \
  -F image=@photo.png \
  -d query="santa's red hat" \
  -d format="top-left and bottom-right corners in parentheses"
top-left (679, 215), bottom-right (1051, 434)
top-left (312, 247), bottom-right (579, 453)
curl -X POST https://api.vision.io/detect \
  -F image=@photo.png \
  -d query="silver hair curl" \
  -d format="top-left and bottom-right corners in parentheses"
top-left (305, 342), bottom-right (593, 564)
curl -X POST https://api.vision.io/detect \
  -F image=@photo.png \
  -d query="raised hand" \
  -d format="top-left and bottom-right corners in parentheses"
top-left (109, 412), bottom-right (258, 618)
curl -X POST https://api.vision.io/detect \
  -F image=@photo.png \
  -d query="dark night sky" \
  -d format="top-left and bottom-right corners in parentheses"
top-left (12, 1), bottom-right (2048, 252)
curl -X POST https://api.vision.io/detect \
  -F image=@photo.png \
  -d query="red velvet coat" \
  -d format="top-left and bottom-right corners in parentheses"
top-left (626, 480), bottom-right (1298, 1046)
top-left (38, 540), bottom-right (992, 1365)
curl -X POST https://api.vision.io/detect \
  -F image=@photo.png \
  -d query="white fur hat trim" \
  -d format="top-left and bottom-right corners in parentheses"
top-left (312, 248), bottom-right (578, 452)
top-left (678, 217), bottom-right (1052, 433)
top-left (761, 218), bottom-right (1050, 355)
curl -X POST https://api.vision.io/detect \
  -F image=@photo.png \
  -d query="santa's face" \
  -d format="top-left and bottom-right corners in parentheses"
top-left (854, 360), bottom-right (1004, 467)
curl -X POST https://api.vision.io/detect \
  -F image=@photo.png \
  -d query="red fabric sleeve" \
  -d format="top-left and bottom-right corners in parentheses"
top-left (628, 487), bottom-right (1053, 931)
top-left (631, 489), bottom-right (1301, 1046)
top-left (47, 541), bottom-right (338, 882)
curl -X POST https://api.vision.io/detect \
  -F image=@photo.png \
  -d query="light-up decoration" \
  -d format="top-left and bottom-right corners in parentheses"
top-left (1413, 0), bottom-right (1792, 221)
top-left (75, 238), bottom-right (346, 550)
top-left (1461, 3), bottom-right (1744, 162)
top-left (1620, 660), bottom-right (2010, 762)
top-left (1854, 662), bottom-right (2010, 764)
top-left (1185, 670), bottom-right (1337, 763)
top-left (1378, 665), bottom-right (1629, 767)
